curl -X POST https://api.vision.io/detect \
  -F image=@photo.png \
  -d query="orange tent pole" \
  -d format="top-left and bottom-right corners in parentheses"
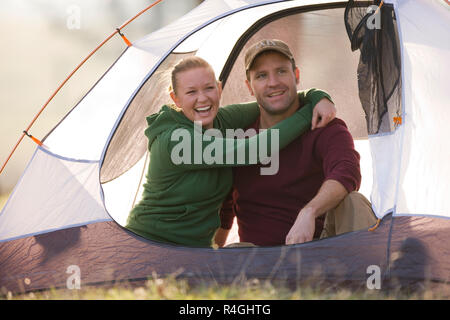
top-left (0, 0), bottom-right (165, 176)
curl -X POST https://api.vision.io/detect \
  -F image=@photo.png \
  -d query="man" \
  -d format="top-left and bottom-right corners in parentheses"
top-left (216, 39), bottom-right (377, 247)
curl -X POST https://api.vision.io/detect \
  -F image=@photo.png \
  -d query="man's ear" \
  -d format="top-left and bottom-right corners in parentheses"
top-left (295, 67), bottom-right (300, 85)
top-left (245, 79), bottom-right (255, 96)
top-left (170, 91), bottom-right (180, 107)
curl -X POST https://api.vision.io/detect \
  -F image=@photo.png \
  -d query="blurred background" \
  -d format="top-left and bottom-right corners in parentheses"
top-left (0, 0), bottom-right (202, 205)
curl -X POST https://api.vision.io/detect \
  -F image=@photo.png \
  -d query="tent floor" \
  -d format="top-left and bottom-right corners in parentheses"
top-left (1, 214), bottom-right (450, 295)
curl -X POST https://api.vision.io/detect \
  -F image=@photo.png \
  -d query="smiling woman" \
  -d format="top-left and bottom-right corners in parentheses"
top-left (169, 57), bottom-right (222, 129)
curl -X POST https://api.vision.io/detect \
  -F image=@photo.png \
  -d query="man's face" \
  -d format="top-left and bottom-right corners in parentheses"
top-left (245, 51), bottom-right (299, 116)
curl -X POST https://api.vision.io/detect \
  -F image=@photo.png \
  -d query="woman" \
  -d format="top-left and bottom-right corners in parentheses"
top-left (126, 56), bottom-right (334, 247)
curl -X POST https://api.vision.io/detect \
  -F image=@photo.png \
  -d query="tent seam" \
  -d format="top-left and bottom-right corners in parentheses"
top-left (391, 0), bottom-right (407, 225)
top-left (384, 0), bottom-right (406, 290)
top-left (384, 212), bottom-right (395, 288)
top-left (0, 218), bottom-right (112, 243)
top-left (37, 145), bottom-right (100, 163)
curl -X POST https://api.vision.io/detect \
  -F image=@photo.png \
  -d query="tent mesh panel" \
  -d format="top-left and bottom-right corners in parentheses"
top-left (220, 8), bottom-right (368, 139)
top-left (100, 52), bottom-right (194, 184)
top-left (344, 0), bottom-right (402, 135)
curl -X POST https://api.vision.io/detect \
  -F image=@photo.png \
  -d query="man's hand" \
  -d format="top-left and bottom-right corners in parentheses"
top-left (285, 180), bottom-right (348, 245)
top-left (285, 207), bottom-right (316, 245)
top-left (312, 98), bottom-right (336, 130)
top-left (214, 227), bottom-right (230, 247)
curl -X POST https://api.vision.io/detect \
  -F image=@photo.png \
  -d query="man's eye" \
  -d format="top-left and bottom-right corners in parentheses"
top-left (186, 91), bottom-right (195, 95)
top-left (278, 69), bottom-right (287, 74)
top-left (256, 73), bottom-right (266, 79)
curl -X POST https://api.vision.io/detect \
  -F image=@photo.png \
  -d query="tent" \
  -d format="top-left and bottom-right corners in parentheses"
top-left (1, 0), bottom-right (449, 294)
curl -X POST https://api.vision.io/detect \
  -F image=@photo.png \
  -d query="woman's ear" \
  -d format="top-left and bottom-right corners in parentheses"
top-left (170, 91), bottom-right (180, 107)
top-left (217, 80), bottom-right (223, 97)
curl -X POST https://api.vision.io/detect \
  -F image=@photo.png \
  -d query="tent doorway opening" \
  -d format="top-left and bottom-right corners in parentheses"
top-left (100, 3), bottom-right (401, 246)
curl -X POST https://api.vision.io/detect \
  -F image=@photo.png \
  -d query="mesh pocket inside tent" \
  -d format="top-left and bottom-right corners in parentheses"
top-left (344, 0), bottom-right (402, 135)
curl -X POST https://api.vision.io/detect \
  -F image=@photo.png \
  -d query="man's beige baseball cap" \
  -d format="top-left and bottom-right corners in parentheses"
top-left (244, 39), bottom-right (295, 71)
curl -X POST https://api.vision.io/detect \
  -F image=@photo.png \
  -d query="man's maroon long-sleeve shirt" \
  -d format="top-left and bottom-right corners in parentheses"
top-left (220, 118), bottom-right (361, 246)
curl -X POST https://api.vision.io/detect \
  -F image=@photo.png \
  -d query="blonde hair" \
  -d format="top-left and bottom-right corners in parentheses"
top-left (171, 56), bottom-right (216, 94)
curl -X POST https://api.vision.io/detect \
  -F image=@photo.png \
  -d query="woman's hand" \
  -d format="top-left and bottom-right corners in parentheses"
top-left (311, 98), bottom-right (336, 130)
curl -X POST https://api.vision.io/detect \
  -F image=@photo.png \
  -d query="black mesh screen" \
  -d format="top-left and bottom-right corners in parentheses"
top-left (345, 0), bottom-right (402, 135)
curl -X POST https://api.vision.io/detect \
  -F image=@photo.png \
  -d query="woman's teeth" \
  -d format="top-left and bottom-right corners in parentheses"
top-left (195, 106), bottom-right (212, 112)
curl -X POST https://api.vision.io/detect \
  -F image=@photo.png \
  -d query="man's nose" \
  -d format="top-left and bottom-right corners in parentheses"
top-left (267, 72), bottom-right (280, 87)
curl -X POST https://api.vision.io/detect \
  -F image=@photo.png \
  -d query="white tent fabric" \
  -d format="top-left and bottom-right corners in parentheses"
top-left (1, 0), bottom-right (449, 243)
top-left (371, 0), bottom-right (450, 218)
top-left (369, 131), bottom-right (403, 217)
top-left (43, 47), bottom-right (158, 160)
top-left (0, 147), bottom-right (110, 242)
top-left (102, 154), bottom-right (147, 226)
top-left (395, 0), bottom-right (450, 217)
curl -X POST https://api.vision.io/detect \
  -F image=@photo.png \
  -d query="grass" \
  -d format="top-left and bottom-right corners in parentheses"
top-left (3, 273), bottom-right (447, 300)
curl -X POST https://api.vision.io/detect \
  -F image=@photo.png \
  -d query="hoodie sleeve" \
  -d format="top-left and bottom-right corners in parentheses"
top-left (216, 89), bottom-right (333, 131)
top-left (159, 102), bottom-right (314, 170)
top-left (299, 88), bottom-right (333, 108)
top-left (215, 101), bottom-right (260, 130)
